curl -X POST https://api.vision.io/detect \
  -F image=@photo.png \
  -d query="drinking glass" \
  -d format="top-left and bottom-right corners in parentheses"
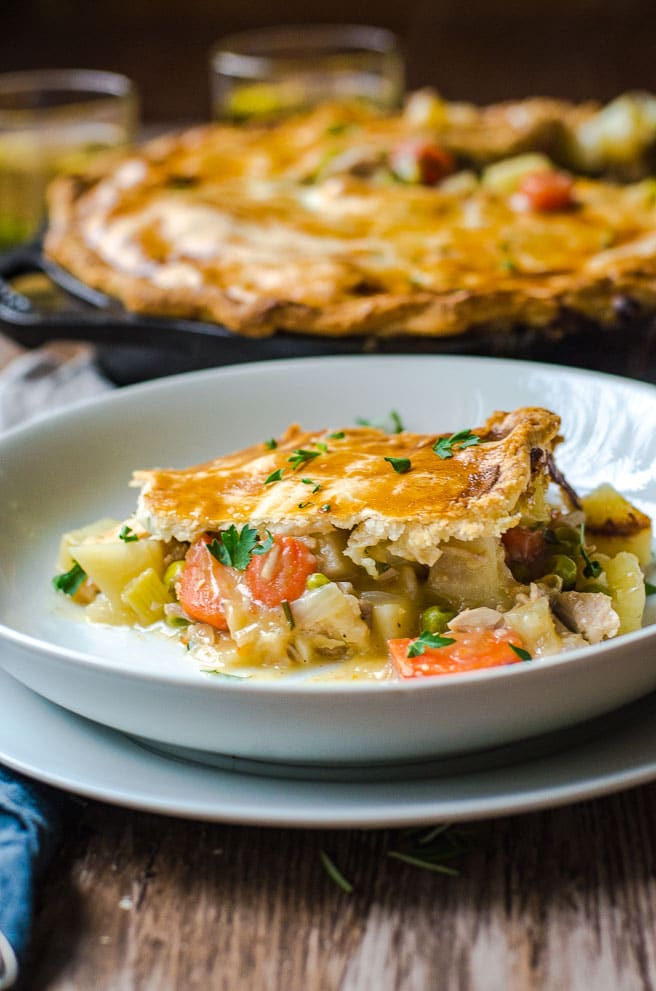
top-left (209, 24), bottom-right (404, 122)
top-left (0, 68), bottom-right (138, 249)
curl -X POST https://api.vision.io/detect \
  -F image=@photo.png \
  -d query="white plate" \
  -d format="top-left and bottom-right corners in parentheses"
top-left (1, 355), bottom-right (656, 765)
top-left (3, 662), bottom-right (656, 826)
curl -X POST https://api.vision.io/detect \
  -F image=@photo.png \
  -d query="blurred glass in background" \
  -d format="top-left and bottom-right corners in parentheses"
top-left (210, 24), bottom-right (404, 121)
top-left (0, 69), bottom-right (138, 250)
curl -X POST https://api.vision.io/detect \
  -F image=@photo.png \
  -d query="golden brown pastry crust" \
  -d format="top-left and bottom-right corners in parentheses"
top-left (133, 407), bottom-right (560, 568)
top-left (45, 98), bottom-right (656, 339)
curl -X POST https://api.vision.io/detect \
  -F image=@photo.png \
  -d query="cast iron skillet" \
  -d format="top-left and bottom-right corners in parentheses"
top-left (3, 238), bottom-right (656, 385)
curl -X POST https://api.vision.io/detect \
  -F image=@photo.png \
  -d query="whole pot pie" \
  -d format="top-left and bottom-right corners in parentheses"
top-left (45, 90), bottom-right (656, 340)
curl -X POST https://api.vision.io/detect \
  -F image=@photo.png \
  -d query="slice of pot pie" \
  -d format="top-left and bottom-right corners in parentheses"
top-left (44, 89), bottom-right (656, 340)
top-left (53, 407), bottom-right (651, 680)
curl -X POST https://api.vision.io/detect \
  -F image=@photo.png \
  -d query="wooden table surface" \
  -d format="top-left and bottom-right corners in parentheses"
top-left (18, 777), bottom-right (656, 990)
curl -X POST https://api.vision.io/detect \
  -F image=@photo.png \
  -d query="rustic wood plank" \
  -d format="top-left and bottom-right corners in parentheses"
top-left (19, 783), bottom-right (656, 990)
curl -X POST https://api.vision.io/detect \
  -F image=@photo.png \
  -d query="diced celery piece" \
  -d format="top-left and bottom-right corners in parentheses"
top-left (604, 552), bottom-right (645, 635)
top-left (121, 567), bottom-right (173, 626)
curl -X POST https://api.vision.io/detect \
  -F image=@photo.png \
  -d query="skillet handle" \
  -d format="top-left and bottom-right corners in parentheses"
top-left (0, 244), bottom-right (43, 325)
top-left (0, 240), bottom-right (135, 348)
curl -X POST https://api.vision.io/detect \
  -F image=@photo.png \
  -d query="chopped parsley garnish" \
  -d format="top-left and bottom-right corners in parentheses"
top-left (208, 525), bottom-right (273, 571)
top-left (265, 468), bottom-right (285, 485)
top-left (357, 410), bottom-right (405, 434)
top-left (433, 429), bottom-right (482, 460)
top-left (288, 448), bottom-right (321, 471)
top-left (302, 478), bottom-right (321, 493)
top-left (579, 523), bottom-right (602, 579)
top-left (498, 240), bottom-right (518, 274)
top-left (509, 643), bottom-right (532, 661)
top-left (281, 600), bottom-right (295, 629)
top-left (119, 525), bottom-right (139, 543)
top-left (645, 580), bottom-right (656, 596)
top-left (314, 441), bottom-right (328, 453)
top-left (319, 850), bottom-right (353, 893)
top-left (320, 503), bottom-right (331, 513)
top-left (325, 121), bottom-right (352, 137)
top-left (384, 456), bottom-right (411, 474)
top-left (389, 411), bottom-right (404, 434)
top-left (263, 438), bottom-right (278, 450)
top-left (407, 631), bottom-right (456, 658)
top-left (52, 561), bottom-right (87, 596)
top-left (328, 431), bottom-right (345, 439)
top-left (298, 501), bottom-right (311, 509)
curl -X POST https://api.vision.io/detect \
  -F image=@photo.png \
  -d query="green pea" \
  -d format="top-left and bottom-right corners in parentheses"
top-left (512, 563), bottom-right (531, 584)
top-left (307, 572), bottom-right (330, 590)
top-left (553, 526), bottom-right (580, 549)
top-left (548, 542), bottom-right (576, 558)
top-left (546, 554), bottom-right (578, 590)
top-left (420, 605), bottom-right (455, 635)
top-left (580, 581), bottom-right (610, 596)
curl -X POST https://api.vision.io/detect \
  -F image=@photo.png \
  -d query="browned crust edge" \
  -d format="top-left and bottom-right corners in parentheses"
top-left (44, 111), bottom-right (656, 341)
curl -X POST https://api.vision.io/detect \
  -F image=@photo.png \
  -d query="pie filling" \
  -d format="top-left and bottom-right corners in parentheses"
top-left (52, 410), bottom-right (652, 681)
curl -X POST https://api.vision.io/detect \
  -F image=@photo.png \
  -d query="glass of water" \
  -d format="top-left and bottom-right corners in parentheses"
top-left (0, 68), bottom-right (138, 250)
top-left (210, 24), bottom-right (404, 122)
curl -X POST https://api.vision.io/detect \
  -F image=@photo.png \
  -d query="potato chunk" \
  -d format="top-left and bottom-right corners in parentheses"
top-left (581, 484), bottom-right (652, 569)
top-left (503, 595), bottom-right (563, 656)
top-left (70, 537), bottom-right (165, 614)
top-left (57, 518), bottom-right (120, 570)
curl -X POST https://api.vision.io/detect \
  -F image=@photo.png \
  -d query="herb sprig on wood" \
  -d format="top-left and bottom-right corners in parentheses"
top-left (319, 823), bottom-right (479, 893)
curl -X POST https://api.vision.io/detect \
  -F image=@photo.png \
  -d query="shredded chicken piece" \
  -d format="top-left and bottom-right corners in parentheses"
top-left (550, 591), bottom-right (620, 644)
top-left (448, 607), bottom-right (504, 632)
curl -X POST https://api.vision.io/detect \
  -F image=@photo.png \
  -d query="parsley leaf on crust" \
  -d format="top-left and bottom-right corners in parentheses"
top-left (433, 429), bottom-right (482, 460)
top-left (208, 526), bottom-right (273, 571)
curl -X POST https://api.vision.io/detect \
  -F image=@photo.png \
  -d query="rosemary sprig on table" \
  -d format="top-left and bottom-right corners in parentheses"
top-left (319, 823), bottom-right (478, 892)
top-left (319, 850), bottom-right (354, 893)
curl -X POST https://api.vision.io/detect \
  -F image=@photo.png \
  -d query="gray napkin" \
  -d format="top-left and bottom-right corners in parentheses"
top-left (0, 337), bottom-right (112, 987)
top-left (0, 340), bottom-right (112, 431)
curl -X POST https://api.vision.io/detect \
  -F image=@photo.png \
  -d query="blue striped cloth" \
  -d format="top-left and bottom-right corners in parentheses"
top-left (0, 766), bottom-right (65, 989)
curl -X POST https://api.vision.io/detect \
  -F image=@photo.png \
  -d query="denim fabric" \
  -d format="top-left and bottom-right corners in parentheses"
top-left (0, 766), bottom-right (64, 983)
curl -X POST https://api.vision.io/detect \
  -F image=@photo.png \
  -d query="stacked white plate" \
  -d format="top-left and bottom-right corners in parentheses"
top-left (1, 355), bottom-right (656, 824)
